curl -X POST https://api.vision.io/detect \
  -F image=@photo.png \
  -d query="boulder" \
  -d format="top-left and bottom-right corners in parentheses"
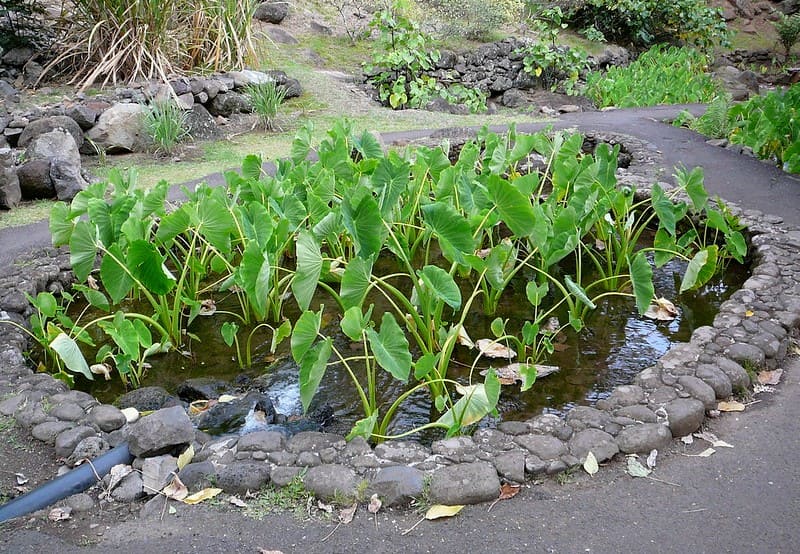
top-left (254, 1), bottom-right (289, 24)
top-left (25, 129), bottom-right (87, 201)
top-left (192, 391), bottom-right (275, 435)
top-left (0, 148), bottom-right (21, 209)
top-left (66, 105), bottom-right (99, 130)
top-left (85, 103), bottom-right (148, 153)
top-left (127, 405), bottom-right (195, 457)
top-left (184, 104), bottom-right (221, 140)
top-left (207, 92), bottom-right (252, 117)
top-left (17, 159), bottom-right (54, 199)
top-left (18, 115), bottom-right (84, 149)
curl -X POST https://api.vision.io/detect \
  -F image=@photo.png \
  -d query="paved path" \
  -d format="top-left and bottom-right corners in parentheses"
top-left (2, 106), bottom-right (799, 553)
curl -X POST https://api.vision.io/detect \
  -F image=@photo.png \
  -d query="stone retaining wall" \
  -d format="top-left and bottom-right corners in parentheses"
top-left (1, 133), bottom-right (799, 510)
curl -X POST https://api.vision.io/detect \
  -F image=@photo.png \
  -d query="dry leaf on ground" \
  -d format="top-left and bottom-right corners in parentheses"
top-left (694, 431), bottom-right (734, 448)
top-left (338, 503), bottom-right (357, 524)
top-left (498, 483), bottom-right (522, 500)
top-left (475, 339), bottom-right (516, 359)
top-left (425, 504), bottom-right (464, 520)
top-left (583, 452), bottom-right (599, 476)
top-left (228, 496), bottom-right (248, 508)
top-left (757, 369), bottom-right (782, 385)
top-left (368, 494), bottom-right (382, 514)
top-left (626, 456), bottom-right (651, 478)
top-left (48, 507), bottom-right (71, 521)
top-left (162, 475), bottom-right (188, 502)
top-left (718, 400), bottom-right (746, 412)
top-left (646, 449), bottom-right (658, 469)
top-left (183, 487), bottom-right (222, 504)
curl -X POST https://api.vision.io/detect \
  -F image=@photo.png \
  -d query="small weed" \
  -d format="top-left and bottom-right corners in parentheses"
top-left (242, 473), bottom-right (313, 520)
top-left (0, 416), bottom-right (15, 433)
top-left (556, 467), bottom-right (576, 485)
top-left (245, 80), bottom-right (287, 131)
top-left (142, 99), bottom-right (191, 154)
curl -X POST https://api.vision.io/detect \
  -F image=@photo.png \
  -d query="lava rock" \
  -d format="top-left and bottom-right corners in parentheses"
top-left (303, 464), bottom-right (358, 501)
top-left (568, 428), bottom-right (619, 463)
top-left (367, 465), bottom-right (425, 507)
top-left (615, 423), bottom-right (672, 453)
top-left (429, 462), bottom-right (500, 505)
top-left (127, 405), bottom-right (195, 457)
top-left (665, 398), bottom-right (705, 437)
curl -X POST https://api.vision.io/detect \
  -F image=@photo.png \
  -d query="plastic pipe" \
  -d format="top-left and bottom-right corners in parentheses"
top-left (0, 442), bottom-right (133, 523)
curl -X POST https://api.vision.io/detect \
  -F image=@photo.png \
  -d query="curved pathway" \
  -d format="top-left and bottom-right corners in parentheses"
top-left (2, 106), bottom-right (800, 553)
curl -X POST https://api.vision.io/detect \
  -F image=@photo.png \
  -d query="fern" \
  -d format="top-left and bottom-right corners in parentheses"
top-left (690, 94), bottom-right (733, 139)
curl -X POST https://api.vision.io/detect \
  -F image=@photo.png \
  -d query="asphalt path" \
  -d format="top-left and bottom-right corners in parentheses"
top-left (2, 106), bottom-right (799, 553)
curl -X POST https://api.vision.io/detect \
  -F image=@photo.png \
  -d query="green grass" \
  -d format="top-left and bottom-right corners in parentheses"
top-left (242, 474), bottom-right (315, 520)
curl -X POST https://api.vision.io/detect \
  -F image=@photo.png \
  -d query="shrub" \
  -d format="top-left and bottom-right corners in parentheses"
top-left (728, 83), bottom-right (800, 173)
top-left (246, 80), bottom-right (287, 130)
top-left (774, 13), bottom-right (800, 58)
top-left (142, 99), bottom-right (190, 154)
top-left (674, 94), bottom-right (734, 139)
top-left (563, 0), bottom-right (729, 51)
top-left (421, 0), bottom-right (523, 40)
top-left (585, 45), bottom-right (719, 108)
top-left (41, 0), bottom-right (257, 90)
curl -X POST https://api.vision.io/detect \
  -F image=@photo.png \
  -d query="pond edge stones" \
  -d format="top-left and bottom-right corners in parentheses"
top-left (1, 144), bottom-right (799, 511)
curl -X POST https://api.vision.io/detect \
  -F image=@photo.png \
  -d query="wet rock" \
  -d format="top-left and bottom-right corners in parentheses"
top-left (141, 455), bottom-right (178, 493)
top-left (492, 450), bottom-right (526, 483)
top-left (665, 398), bottom-right (705, 437)
top-left (177, 461), bottom-right (217, 492)
top-left (55, 425), bottom-right (96, 457)
top-left (429, 462), bottom-right (500, 505)
top-left (303, 464), bottom-right (358, 501)
top-left (88, 404), bottom-right (127, 432)
top-left (67, 436), bottom-right (109, 466)
top-left (117, 386), bottom-right (180, 411)
top-left (236, 430), bottom-right (285, 452)
top-left (678, 376), bottom-right (717, 410)
top-left (128, 405), bottom-right (195, 457)
top-left (514, 434), bottom-right (567, 460)
top-left (31, 420), bottom-right (74, 444)
top-left (175, 377), bottom-right (230, 402)
top-left (192, 390), bottom-right (275, 434)
top-left (568, 428), bottom-right (619, 463)
top-left (367, 465), bottom-right (425, 506)
top-left (218, 461), bottom-right (271, 494)
top-left (615, 423), bottom-right (672, 454)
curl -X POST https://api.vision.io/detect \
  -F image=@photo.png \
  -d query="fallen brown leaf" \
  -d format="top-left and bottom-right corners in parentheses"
top-left (718, 400), bottom-right (746, 412)
top-left (498, 483), bottom-right (521, 500)
top-left (48, 507), bottom-right (71, 521)
top-left (757, 369), bottom-right (782, 386)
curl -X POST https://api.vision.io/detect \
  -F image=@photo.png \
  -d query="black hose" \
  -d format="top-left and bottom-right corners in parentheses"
top-left (0, 442), bottom-right (133, 523)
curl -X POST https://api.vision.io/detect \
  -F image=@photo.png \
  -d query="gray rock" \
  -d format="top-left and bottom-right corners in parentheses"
top-left (492, 450), bottom-right (526, 483)
top-left (724, 342), bottom-right (765, 368)
top-left (287, 431), bottom-right (345, 454)
top-left (431, 436), bottom-right (478, 462)
top-left (568, 428), bottom-right (619, 463)
top-left (65, 493), bottom-right (95, 512)
top-left (31, 420), bottom-right (75, 444)
top-left (678, 376), bottom-right (717, 409)
top-left (497, 421), bottom-right (530, 436)
top-left (527, 413), bottom-right (572, 440)
top-left (296, 451), bottom-right (321, 467)
top-left (263, 25), bottom-right (299, 45)
top-left (429, 462), bottom-right (500, 505)
top-left (514, 434), bottom-right (567, 460)
top-left (25, 129), bottom-right (87, 201)
top-left (218, 461), bottom-right (271, 494)
top-left (66, 105), bottom-right (99, 130)
top-left (266, 71), bottom-right (303, 99)
top-left (607, 385), bottom-right (645, 407)
top-left (566, 406), bottom-right (611, 431)
top-left (16, 159), bottom-right (54, 199)
top-left (367, 465), bottom-right (425, 506)
top-left (615, 423), bottom-right (672, 454)
top-left (524, 454), bottom-right (547, 475)
top-left (111, 471), bottom-right (144, 502)
top-left (18, 116), bottom-right (84, 149)
top-left (2, 47), bottom-right (33, 66)
top-left (615, 405), bottom-right (658, 423)
top-left (88, 404), bottom-right (127, 432)
top-left (665, 398), bottom-right (705, 437)
top-left (127, 405), bottom-right (195, 457)
top-left (194, 391), bottom-right (275, 434)
top-left (55, 425), bottom-right (96, 457)
top-left (177, 461), bottom-right (217, 492)
top-left (270, 466), bottom-right (303, 487)
top-left (715, 357), bottom-right (751, 390)
top-left (85, 103), bottom-right (147, 153)
top-left (694, 364), bottom-right (733, 399)
top-left (141, 455), bottom-right (179, 493)
top-left (117, 386), bottom-right (180, 411)
top-left (49, 401), bottom-right (85, 422)
top-left (184, 104), bottom-right (221, 140)
top-left (208, 92), bottom-right (252, 117)
top-left (303, 464), bottom-right (359, 501)
top-left (254, 1), bottom-right (289, 24)
top-left (67, 436), bottom-right (110, 466)
top-left (237, 430), bottom-right (285, 452)
top-left (0, 148), bottom-right (21, 209)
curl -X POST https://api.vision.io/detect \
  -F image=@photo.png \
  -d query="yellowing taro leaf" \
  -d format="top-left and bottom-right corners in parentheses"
top-left (757, 369), bottom-right (783, 386)
top-left (644, 297), bottom-right (680, 321)
top-left (475, 338), bottom-right (516, 359)
top-left (425, 504), bottom-right (464, 520)
top-left (218, 394), bottom-right (238, 403)
top-left (745, 310), bottom-right (754, 317)
top-left (718, 400), bottom-right (746, 412)
top-left (498, 483), bottom-right (521, 500)
top-left (177, 444), bottom-right (194, 470)
top-left (583, 451), bottom-right (599, 476)
top-left (183, 487), bottom-right (222, 504)
top-left (162, 475), bottom-right (188, 501)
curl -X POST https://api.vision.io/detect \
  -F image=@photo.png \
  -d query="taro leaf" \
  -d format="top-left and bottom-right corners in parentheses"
top-left (525, 281), bottom-right (549, 308)
top-left (342, 193), bottom-right (383, 259)
top-left (292, 231), bottom-right (322, 312)
top-left (486, 175), bottom-right (536, 237)
top-left (651, 183), bottom-right (679, 237)
top-left (414, 352), bottom-right (437, 380)
top-left (421, 202), bottom-right (474, 264)
top-left (704, 208), bottom-right (731, 234)
top-left (490, 317), bottom-right (505, 338)
top-left (34, 292), bottom-right (57, 318)
top-left (340, 256), bottom-right (374, 311)
top-left (192, 196), bottom-right (232, 254)
top-left (372, 155), bottom-right (410, 217)
top-left (50, 202), bottom-right (74, 247)
top-left (298, 338), bottom-right (332, 413)
top-left (79, 286), bottom-right (110, 312)
top-left (87, 198), bottom-right (113, 247)
top-left (682, 166), bottom-right (708, 212)
top-left (89, 363), bottom-right (112, 380)
top-left (436, 369), bottom-right (500, 429)
top-left (270, 320), bottom-right (292, 353)
top-left (291, 309), bottom-right (322, 363)
top-left (290, 122), bottom-right (313, 163)
top-left (346, 412), bottom-right (377, 441)
top-left (680, 246), bottom-right (718, 293)
top-left (626, 456), bottom-right (651, 478)
top-left (366, 313), bottom-right (412, 382)
top-left (425, 504), bottom-right (464, 520)
top-left (241, 154), bottom-right (263, 181)
top-left (155, 205), bottom-right (190, 244)
top-left (49, 333), bottom-right (92, 380)
top-left (239, 242), bottom-right (271, 321)
top-left (127, 240), bottom-right (175, 295)
top-left (354, 130), bottom-right (384, 160)
top-left (583, 451), bottom-right (599, 476)
top-left (221, 321), bottom-right (238, 347)
top-left (418, 265), bottom-right (461, 310)
top-left (69, 220), bottom-right (97, 282)
top-left (653, 228), bottom-right (677, 267)
top-left (629, 251), bottom-right (654, 315)
top-left (485, 240), bottom-right (515, 290)
top-left (564, 275), bottom-right (596, 311)
top-left (726, 231), bottom-right (747, 263)
top-left (340, 305), bottom-right (367, 342)
top-left (183, 487), bottom-right (223, 505)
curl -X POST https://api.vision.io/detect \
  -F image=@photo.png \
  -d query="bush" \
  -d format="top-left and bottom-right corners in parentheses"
top-left (421, 0), bottom-right (523, 40)
top-left (585, 45), bottom-right (719, 108)
top-left (729, 84), bottom-right (800, 173)
top-left (246, 80), bottom-right (287, 131)
top-left (774, 13), bottom-right (800, 58)
top-left (563, 0), bottom-right (729, 51)
top-left (142, 99), bottom-right (190, 154)
top-left (674, 94), bottom-right (734, 139)
top-left (42, 0), bottom-right (257, 90)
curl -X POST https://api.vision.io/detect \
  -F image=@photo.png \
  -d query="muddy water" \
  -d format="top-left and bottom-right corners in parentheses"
top-left (78, 258), bottom-right (748, 436)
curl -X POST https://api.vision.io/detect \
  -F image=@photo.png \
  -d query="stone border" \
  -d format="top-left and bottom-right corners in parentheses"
top-left (1, 130), bottom-right (799, 512)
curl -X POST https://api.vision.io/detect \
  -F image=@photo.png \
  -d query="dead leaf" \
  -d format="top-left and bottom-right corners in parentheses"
top-left (87, 275), bottom-right (99, 290)
top-left (368, 494), bottom-right (382, 514)
top-left (48, 507), bottom-right (72, 521)
top-left (14, 473), bottom-right (28, 485)
top-left (217, 394), bottom-right (238, 403)
top-left (646, 449), bottom-right (658, 469)
top-left (757, 369), bottom-right (782, 386)
top-left (480, 363), bottom-right (559, 385)
top-left (541, 317), bottom-right (561, 334)
top-left (168, 505), bottom-right (177, 515)
top-left (425, 504), bottom-right (464, 520)
top-left (162, 475), bottom-right (188, 501)
top-left (626, 456), bottom-right (651, 478)
top-left (338, 503), bottom-right (357, 524)
top-left (228, 496), bottom-right (248, 508)
top-left (498, 483), bottom-right (521, 500)
top-left (89, 363), bottom-right (112, 380)
top-left (456, 325), bottom-right (474, 348)
top-left (583, 452), bottom-right (599, 476)
top-left (684, 448), bottom-right (716, 458)
top-left (189, 399), bottom-right (217, 415)
top-left (183, 487), bottom-right (222, 504)
top-left (644, 297), bottom-right (680, 321)
top-left (120, 407), bottom-right (140, 423)
top-left (718, 400), bottom-right (746, 412)
top-left (198, 299), bottom-right (216, 316)
top-left (475, 248), bottom-right (492, 259)
top-left (317, 500), bottom-right (334, 513)
top-left (680, 434), bottom-right (694, 445)
top-left (693, 431), bottom-right (733, 449)
top-left (475, 338), bottom-right (516, 359)
top-left (744, 309), bottom-right (754, 317)
top-left (106, 464), bottom-right (133, 491)
top-left (177, 445), bottom-right (194, 470)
